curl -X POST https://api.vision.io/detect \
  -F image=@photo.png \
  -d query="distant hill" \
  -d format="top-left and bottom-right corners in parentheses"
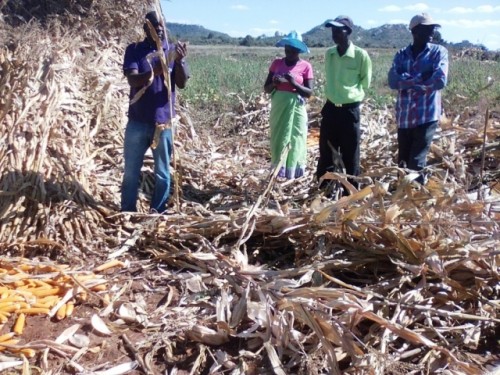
top-left (167, 23), bottom-right (234, 45)
top-left (167, 21), bottom-right (490, 52)
top-left (302, 23), bottom-right (414, 49)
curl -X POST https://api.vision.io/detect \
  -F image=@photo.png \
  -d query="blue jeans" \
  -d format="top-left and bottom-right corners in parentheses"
top-left (121, 119), bottom-right (173, 213)
top-left (398, 121), bottom-right (438, 184)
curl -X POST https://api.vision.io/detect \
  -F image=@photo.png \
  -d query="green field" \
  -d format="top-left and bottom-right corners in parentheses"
top-left (183, 45), bottom-right (500, 114)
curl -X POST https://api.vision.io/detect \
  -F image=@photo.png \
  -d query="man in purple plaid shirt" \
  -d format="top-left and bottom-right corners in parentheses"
top-left (388, 13), bottom-right (448, 184)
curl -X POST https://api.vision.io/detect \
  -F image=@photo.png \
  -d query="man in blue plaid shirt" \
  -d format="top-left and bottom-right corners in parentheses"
top-left (388, 13), bottom-right (448, 184)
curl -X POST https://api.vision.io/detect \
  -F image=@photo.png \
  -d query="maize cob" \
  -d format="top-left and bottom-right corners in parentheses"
top-left (65, 301), bottom-right (74, 317)
top-left (0, 332), bottom-right (16, 342)
top-left (94, 259), bottom-right (125, 272)
top-left (56, 304), bottom-right (67, 320)
top-left (16, 307), bottom-right (50, 315)
top-left (13, 313), bottom-right (25, 335)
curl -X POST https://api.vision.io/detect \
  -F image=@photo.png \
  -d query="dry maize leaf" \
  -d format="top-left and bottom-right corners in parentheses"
top-left (362, 310), bottom-right (436, 347)
top-left (342, 202), bottom-right (369, 222)
top-left (21, 353), bottom-right (30, 374)
top-left (55, 324), bottom-right (81, 344)
top-left (93, 361), bottom-right (138, 375)
top-left (379, 227), bottom-right (420, 263)
top-left (263, 341), bottom-right (286, 375)
top-left (117, 303), bottom-right (137, 323)
top-left (214, 350), bottom-right (237, 370)
top-left (407, 237), bottom-right (424, 253)
top-left (91, 314), bottom-right (112, 336)
top-left (230, 286), bottom-right (249, 328)
top-left (184, 275), bottom-right (206, 293)
top-left (316, 317), bottom-right (342, 346)
top-left (68, 334), bottom-right (90, 349)
top-left (285, 287), bottom-right (355, 301)
top-left (385, 204), bottom-right (403, 223)
top-left (185, 325), bottom-right (229, 346)
top-left (313, 203), bottom-right (340, 224)
top-left (0, 361), bottom-right (23, 372)
top-left (349, 185), bottom-right (373, 201)
top-left (309, 195), bottom-right (325, 213)
top-left (247, 301), bottom-right (268, 325)
top-left (293, 303), bottom-right (341, 374)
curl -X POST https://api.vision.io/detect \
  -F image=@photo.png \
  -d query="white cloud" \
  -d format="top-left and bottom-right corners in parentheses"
top-left (449, 7), bottom-right (473, 14)
top-left (378, 5), bottom-right (401, 12)
top-left (440, 18), bottom-right (500, 28)
top-left (476, 5), bottom-right (497, 13)
top-left (366, 19), bottom-right (378, 26)
top-left (230, 5), bottom-right (249, 11)
top-left (405, 3), bottom-right (429, 12)
top-left (477, 5), bottom-right (500, 13)
top-left (449, 5), bottom-right (500, 14)
top-left (379, 3), bottom-right (429, 12)
top-left (269, 19), bottom-right (279, 25)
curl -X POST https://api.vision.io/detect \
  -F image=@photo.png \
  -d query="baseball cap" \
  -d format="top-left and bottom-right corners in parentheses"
top-left (325, 16), bottom-right (354, 32)
top-left (145, 10), bottom-right (161, 25)
top-left (409, 13), bottom-right (440, 30)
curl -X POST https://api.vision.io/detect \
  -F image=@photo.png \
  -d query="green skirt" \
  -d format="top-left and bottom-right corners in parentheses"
top-left (269, 90), bottom-right (307, 179)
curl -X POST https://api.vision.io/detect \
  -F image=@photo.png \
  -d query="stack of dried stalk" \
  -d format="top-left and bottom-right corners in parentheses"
top-left (0, 0), bottom-right (146, 249)
top-left (0, 1), bottom-right (499, 374)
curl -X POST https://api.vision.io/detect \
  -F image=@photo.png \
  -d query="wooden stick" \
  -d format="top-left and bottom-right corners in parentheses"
top-left (146, 3), bottom-right (180, 213)
top-left (156, 2), bottom-right (181, 213)
top-left (234, 144), bottom-right (290, 250)
top-left (121, 333), bottom-right (151, 374)
top-left (478, 107), bottom-right (489, 200)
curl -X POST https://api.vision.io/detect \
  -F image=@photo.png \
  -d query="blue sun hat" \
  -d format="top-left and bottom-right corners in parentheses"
top-left (275, 31), bottom-right (310, 54)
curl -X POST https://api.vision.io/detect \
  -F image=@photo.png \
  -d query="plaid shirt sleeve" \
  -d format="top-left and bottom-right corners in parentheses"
top-left (388, 44), bottom-right (449, 129)
top-left (422, 46), bottom-right (448, 91)
top-left (388, 45), bottom-right (448, 91)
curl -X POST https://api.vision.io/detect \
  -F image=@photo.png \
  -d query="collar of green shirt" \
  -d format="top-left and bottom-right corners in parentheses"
top-left (328, 42), bottom-right (355, 58)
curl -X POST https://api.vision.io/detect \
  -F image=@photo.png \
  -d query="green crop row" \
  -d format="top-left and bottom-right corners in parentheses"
top-left (181, 46), bottom-right (500, 113)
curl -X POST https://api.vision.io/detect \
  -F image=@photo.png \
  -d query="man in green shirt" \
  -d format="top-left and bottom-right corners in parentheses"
top-left (317, 15), bottom-right (372, 194)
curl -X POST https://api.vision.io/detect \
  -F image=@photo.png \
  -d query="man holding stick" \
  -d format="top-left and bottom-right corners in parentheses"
top-left (121, 10), bottom-right (189, 213)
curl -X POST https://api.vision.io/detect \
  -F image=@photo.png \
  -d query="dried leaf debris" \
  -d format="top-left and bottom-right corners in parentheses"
top-left (1, 1), bottom-right (499, 374)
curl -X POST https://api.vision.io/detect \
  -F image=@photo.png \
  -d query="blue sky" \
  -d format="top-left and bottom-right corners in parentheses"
top-left (160, 0), bottom-right (500, 50)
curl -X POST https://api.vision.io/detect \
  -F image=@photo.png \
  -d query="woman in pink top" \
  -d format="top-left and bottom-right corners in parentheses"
top-left (264, 31), bottom-right (314, 179)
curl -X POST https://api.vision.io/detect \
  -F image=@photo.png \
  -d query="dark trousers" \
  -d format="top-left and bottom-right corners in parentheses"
top-left (397, 121), bottom-right (437, 170)
top-left (316, 101), bottom-right (361, 181)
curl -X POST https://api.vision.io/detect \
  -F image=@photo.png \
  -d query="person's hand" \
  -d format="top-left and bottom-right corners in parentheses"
top-left (421, 71), bottom-right (432, 82)
top-left (272, 75), bottom-right (286, 86)
top-left (412, 84), bottom-right (430, 94)
top-left (175, 41), bottom-right (187, 62)
top-left (283, 72), bottom-right (296, 84)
